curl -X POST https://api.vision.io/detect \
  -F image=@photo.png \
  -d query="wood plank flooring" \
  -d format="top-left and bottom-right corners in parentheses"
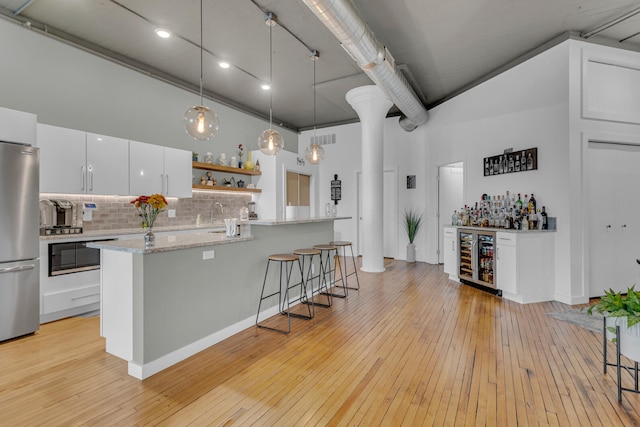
top-left (1, 260), bottom-right (639, 426)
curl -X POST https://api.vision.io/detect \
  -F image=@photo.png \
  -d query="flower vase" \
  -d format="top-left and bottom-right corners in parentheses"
top-left (144, 228), bottom-right (155, 247)
top-left (238, 160), bottom-right (243, 169)
top-left (244, 151), bottom-right (255, 170)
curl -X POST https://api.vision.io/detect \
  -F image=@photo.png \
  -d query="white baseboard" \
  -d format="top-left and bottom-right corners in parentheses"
top-left (128, 305), bottom-right (282, 380)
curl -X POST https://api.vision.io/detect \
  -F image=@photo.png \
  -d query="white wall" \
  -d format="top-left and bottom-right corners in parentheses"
top-left (0, 18), bottom-right (297, 158)
top-left (299, 118), bottom-right (427, 261)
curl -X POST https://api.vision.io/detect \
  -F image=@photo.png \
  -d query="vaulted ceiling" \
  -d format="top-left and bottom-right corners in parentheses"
top-left (1, 0), bottom-right (639, 132)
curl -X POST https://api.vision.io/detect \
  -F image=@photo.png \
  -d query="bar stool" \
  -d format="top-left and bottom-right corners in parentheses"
top-left (294, 248), bottom-right (331, 312)
top-left (256, 253), bottom-right (309, 334)
top-left (330, 241), bottom-right (360, 291)
top-left (313, 244), bottom-right (347, 299)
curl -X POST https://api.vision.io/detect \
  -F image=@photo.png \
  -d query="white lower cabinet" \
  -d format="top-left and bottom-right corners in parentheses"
top-left (496, 231), bottom-right (555, 304)
top-left (443, 227), bottom-right (458, 278)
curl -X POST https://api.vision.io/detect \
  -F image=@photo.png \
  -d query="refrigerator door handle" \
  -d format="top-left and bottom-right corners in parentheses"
top-left (0, 264), bottom-right (36, 274)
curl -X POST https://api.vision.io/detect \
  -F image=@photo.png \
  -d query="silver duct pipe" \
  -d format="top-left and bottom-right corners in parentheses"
top-left (302, 0), bottom-right (428, 131)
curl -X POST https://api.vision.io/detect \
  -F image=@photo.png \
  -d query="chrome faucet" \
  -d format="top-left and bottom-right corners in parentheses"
top-left (210, 202), bottom-right (224, 224)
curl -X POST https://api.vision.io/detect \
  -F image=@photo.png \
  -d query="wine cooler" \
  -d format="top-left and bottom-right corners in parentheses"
top-left (458, 229), bottom-right (497, 291)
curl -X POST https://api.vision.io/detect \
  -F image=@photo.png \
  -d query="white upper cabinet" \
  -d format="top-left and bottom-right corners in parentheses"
top-left (38, 124), bottom-right (128, 195)
top-left (86, 133), bottom-right (129, 195)
top-left (129, 141), bottom-right (191, 198)
top-left (38, 124), bottom-right (88, 194)
top-left (129, 140), bottom-right (164, 196)
top-left (163, 147), bottom-right (192, 198)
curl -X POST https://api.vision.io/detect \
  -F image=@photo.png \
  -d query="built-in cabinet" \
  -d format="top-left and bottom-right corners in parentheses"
top-left (129, 140), bottom-right (191, 198)
top-left (38, 124), bottom-right (192, 198)
top-left (443, 227), bottom-right (555, 304)
top-left (495, 231), bottom-right (555, 304)
top-left (38, 124), bottom-right (129, 195)
top-left (443, 227), bottom-right (458, 277)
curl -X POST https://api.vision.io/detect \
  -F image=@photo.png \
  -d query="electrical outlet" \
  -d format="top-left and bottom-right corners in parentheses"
top-left (168, 209), bottom-right (176, 218)
top-left (202, 250), bottom-right (215, 260)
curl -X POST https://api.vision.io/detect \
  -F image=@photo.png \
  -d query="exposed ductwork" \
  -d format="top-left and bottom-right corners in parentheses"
top-left (302, 0), bottom-right (428, 131)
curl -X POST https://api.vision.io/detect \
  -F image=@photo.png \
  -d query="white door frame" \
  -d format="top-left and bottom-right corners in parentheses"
top-left (437, 161), bottom-right (465, 264)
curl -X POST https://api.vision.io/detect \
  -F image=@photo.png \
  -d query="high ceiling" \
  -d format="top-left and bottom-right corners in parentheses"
top-left (1, 0), bottom-right (639, 132)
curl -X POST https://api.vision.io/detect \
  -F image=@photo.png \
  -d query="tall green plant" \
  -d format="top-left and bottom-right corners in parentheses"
top-left (403, 209), bottom-right (423, 244)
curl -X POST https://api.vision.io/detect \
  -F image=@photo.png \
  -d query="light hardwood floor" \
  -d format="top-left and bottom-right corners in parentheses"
top-left (1, 260), bottom-right (639, 426)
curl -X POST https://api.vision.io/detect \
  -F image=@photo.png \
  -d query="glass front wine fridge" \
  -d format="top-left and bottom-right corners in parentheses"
top-left (458, 229), bottom-right (497, 290)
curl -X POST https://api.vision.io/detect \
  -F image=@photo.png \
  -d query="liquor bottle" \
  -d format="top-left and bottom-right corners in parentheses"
top-left (508, 155), bottom-right (514, 172)
top-left (452, 211), bottom-right (457, 226)
top-left (529, 211), bottom-right (538, 229)
top-left (498, 156), bottom-right (504, 174)
top-left (528, 193), bottom-right (536, 213)
top-left (541, 206), bottom-right (548, 230)
top-left (484, 159), bottom-right (489, 176)
top-left (493, 159), bottom-right (499, 174)
top-left (502, 155), bottom-right (508, 173)
top-left (537, 209), bottom-right (543, 230)
top-left (516, 193), bottom-right (523, 210)
top-left (527, 152), bottom-right (533, 170)
top-left (515, 154), bottom-right (521, 172)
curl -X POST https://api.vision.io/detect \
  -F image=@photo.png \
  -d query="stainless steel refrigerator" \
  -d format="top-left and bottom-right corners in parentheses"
top-left (0, 141), bottom-right (40, 341)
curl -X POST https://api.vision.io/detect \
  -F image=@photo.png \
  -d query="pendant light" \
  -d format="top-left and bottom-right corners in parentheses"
top-left (184, 0), bottom-right (219, 141)
top-left (305, 50), bottom-right (324, 164)
top-left (258, 12), bottom-right (284, 156)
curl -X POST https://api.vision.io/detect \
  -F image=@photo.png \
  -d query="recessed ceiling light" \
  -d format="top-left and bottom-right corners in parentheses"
top-left (218, 61), bottom-right (230, 69)
top-left (261, 84), bottom-right (271, 91)
top-left (155, 28), bottom-right (171, 39)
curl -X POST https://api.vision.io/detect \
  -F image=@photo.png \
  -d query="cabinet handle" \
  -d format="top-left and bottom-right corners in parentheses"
top-left (0, 264), bottom-right (35, 274)
top-left (451, 240), bottom-right (454, 252)
top-left (89, 167), bottom-right (94, 191)
top-left (497, 247), bottom-right (500, 260)
top-left (81, 166), bottom-right (86, 191)
top-left (165, 175), bottom-right (169, 195)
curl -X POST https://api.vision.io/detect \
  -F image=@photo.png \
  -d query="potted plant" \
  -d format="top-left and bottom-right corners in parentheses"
top-left (588, 285), bottom-right (640, 362)
top-left (403, 209), bottom-right (423, 263)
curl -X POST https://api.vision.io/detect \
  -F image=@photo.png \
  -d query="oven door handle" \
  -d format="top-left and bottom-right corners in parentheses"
top-left (0, 264), bottom-right (36, 274)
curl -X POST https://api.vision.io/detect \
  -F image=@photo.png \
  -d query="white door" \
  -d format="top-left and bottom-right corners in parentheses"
top-left (438, 163), bottom-right (464, 263)
top-left (586, 142), bottom-right (640, 297)
top-left (86, 133), bottom-right (129, 195)
top-left (38, 124), bottom-right (86, 194)
top-left (163, 147), bottom-right (192, 198)
top-left (357, 170), bottom-right (396, 258)
top-left (129, 140), bottom-right (164, 196)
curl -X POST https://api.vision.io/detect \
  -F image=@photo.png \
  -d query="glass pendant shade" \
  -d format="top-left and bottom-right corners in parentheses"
top-left (258, 128), bottom-right (284, 155)
top-left (305, 143), bottom-right (324, 164)
top-left (184, 105), bottom-right (219, 141)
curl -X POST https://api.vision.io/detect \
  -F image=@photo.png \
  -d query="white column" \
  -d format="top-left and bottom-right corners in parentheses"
top-left (346, 85), bottom-right (392, 273)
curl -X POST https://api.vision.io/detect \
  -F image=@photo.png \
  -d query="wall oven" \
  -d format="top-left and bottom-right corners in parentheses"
top-left (48, 239), bottom-right (115, 276)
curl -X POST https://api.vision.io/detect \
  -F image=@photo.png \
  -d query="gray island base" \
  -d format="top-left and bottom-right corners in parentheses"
top-left (89, 217), bottom-right (348, 379)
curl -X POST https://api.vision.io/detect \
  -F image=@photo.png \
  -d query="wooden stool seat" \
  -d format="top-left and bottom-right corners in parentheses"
top-left (293, 248), bottom-right (321, 256)
top-left (313, 244), bottom-right (337, 251)
top-left (329, 241), bottom-right (351, 246)
top-left (269, 253), bottom-right (299, 262)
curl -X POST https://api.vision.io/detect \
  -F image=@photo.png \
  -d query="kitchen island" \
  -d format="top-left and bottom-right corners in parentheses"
top-left (89, 217), bottom-right (348, 379)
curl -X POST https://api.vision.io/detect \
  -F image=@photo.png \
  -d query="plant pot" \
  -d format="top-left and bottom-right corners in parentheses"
top-left (606, 316), bottom-right (640, 362)
top-left (407, 243), bottom-right (416, 263)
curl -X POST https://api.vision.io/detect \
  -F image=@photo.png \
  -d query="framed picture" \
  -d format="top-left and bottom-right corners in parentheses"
top-left (483, 147), bottom-right (537, 176)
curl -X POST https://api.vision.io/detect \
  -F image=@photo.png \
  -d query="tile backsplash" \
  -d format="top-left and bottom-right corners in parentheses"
top-left (40, 191), bottom-right (253, 231)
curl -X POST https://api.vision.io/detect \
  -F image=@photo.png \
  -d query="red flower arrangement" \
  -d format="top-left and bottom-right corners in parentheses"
top-left (130, 194), bottom-right (168, 229)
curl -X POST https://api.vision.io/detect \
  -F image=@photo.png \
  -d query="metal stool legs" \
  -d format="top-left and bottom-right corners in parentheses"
top-left (295, 248), bottom-right (331, 310)
top-left (256, 254), bottom-right (308, 334)
top-left (314, 244), bottom-right (347, 299)
top-left (330, 241), bottom-right (360, 291)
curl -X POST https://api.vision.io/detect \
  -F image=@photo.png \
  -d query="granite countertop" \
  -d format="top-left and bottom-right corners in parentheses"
top-left (39, 223), bottom-right (231, 240)
top-left (447, 225), bottom-right (556, 233)
top-left (86, 231), bottom-right (253, 254)
top-left (250, 216), bottom-right (351, 226)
